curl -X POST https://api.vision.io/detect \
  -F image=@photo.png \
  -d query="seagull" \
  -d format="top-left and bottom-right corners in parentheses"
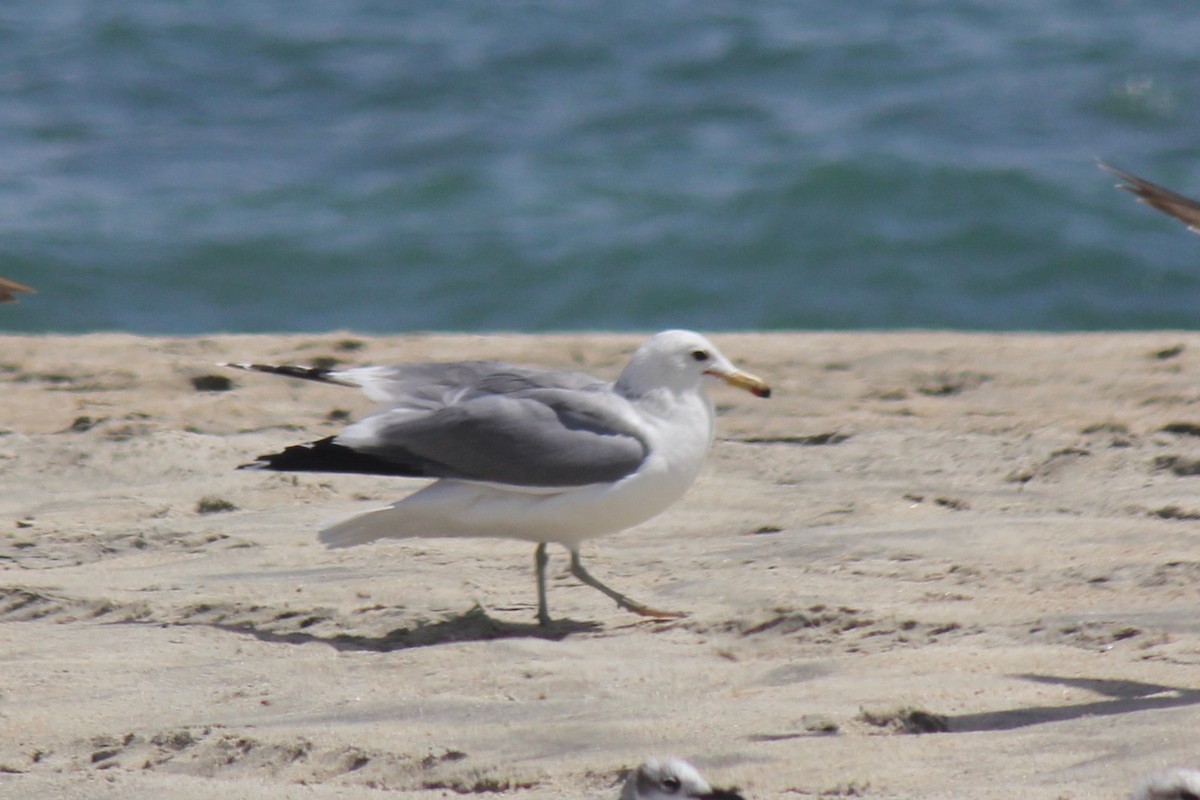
top-left (1129, 768), bottom-right (1200, 800)
top-left (0, 277), bottom-right (34, 303)
top-left (226, 330), bottom-right (770, 625)
top-left (1099, 160), bottom-right (1200, 234)
top-left (620, 758), bottom-right (746, 800)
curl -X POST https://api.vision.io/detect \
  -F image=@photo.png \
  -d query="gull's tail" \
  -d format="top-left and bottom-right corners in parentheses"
top-left (318, 483), bottom-right (501, 549)
top-left (319, 506), bottom-right (401, 549)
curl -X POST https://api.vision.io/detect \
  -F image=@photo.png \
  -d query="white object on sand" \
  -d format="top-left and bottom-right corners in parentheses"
top-left (1128, 768), bottom-right (1200, 800)
top-left (620, 758), bottom-right (745, 800)
top-left (227, 330), bottom-right (769, 625)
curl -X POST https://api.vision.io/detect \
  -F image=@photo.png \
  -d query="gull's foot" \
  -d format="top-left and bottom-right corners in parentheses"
top-left (566, 551), bottom-right (689, 622)
top-left (622, 602), bottom-right (688, 620)
top-left (536, 603), bottom-right (685, 625)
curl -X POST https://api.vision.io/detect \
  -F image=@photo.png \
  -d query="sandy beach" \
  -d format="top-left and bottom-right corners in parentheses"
top-left (2, 331), bottom-right (1199, 800)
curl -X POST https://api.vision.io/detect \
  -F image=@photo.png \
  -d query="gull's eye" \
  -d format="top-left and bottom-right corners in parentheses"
top-left (661, 776), bottom-right (682, 793)
top-left (690, 349), bottom-right (710, 362)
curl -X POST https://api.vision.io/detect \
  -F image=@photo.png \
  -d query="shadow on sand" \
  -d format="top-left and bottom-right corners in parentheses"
top-left (749, 673), bottom-right (1200, 742)
top-left (205, 605), bottom-right (600, 652)
top-left (946, 673), bottom-right (1200, 732)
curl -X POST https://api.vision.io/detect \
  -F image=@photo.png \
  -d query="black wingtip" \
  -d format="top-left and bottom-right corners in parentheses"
top-left (701, 790), bottom-right (748, 800)
top-left (218, 362), bottom-right (355, 387)
top-left (236, 436), bottom-right (428, 478)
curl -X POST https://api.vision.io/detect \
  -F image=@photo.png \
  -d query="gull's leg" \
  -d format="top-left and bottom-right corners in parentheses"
top-left (534, 543), bottom-right (552, 626)
top-left (567, 547), bottom-right (686, 620)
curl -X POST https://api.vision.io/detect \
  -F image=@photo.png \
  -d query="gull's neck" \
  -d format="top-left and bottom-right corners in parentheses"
top-left (615, 356), bottom-right (696, 400)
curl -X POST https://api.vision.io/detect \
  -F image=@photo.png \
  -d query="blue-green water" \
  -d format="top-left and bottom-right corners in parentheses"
top-left (2, 1), bottom-right (1200, 333)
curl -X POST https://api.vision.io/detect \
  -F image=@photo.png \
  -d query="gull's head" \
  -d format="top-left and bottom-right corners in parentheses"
top-left (616, 330), bottom-right (771, 399)
top-left (620, 758), bottom-right (745, 800)
top-left (1130, 768), bottom-right (1200, 800)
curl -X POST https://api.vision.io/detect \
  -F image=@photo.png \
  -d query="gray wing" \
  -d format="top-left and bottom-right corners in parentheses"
top-left (336, 385), bottom-right (649, 487)
top-left (334, 361), bottom-right (605, 404)
top-left (1100, 160), bottom-right (1200, 233)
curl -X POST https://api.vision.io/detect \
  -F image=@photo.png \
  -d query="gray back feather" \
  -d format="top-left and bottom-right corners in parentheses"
top-left (336, 365), bottom-right (649, 487)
